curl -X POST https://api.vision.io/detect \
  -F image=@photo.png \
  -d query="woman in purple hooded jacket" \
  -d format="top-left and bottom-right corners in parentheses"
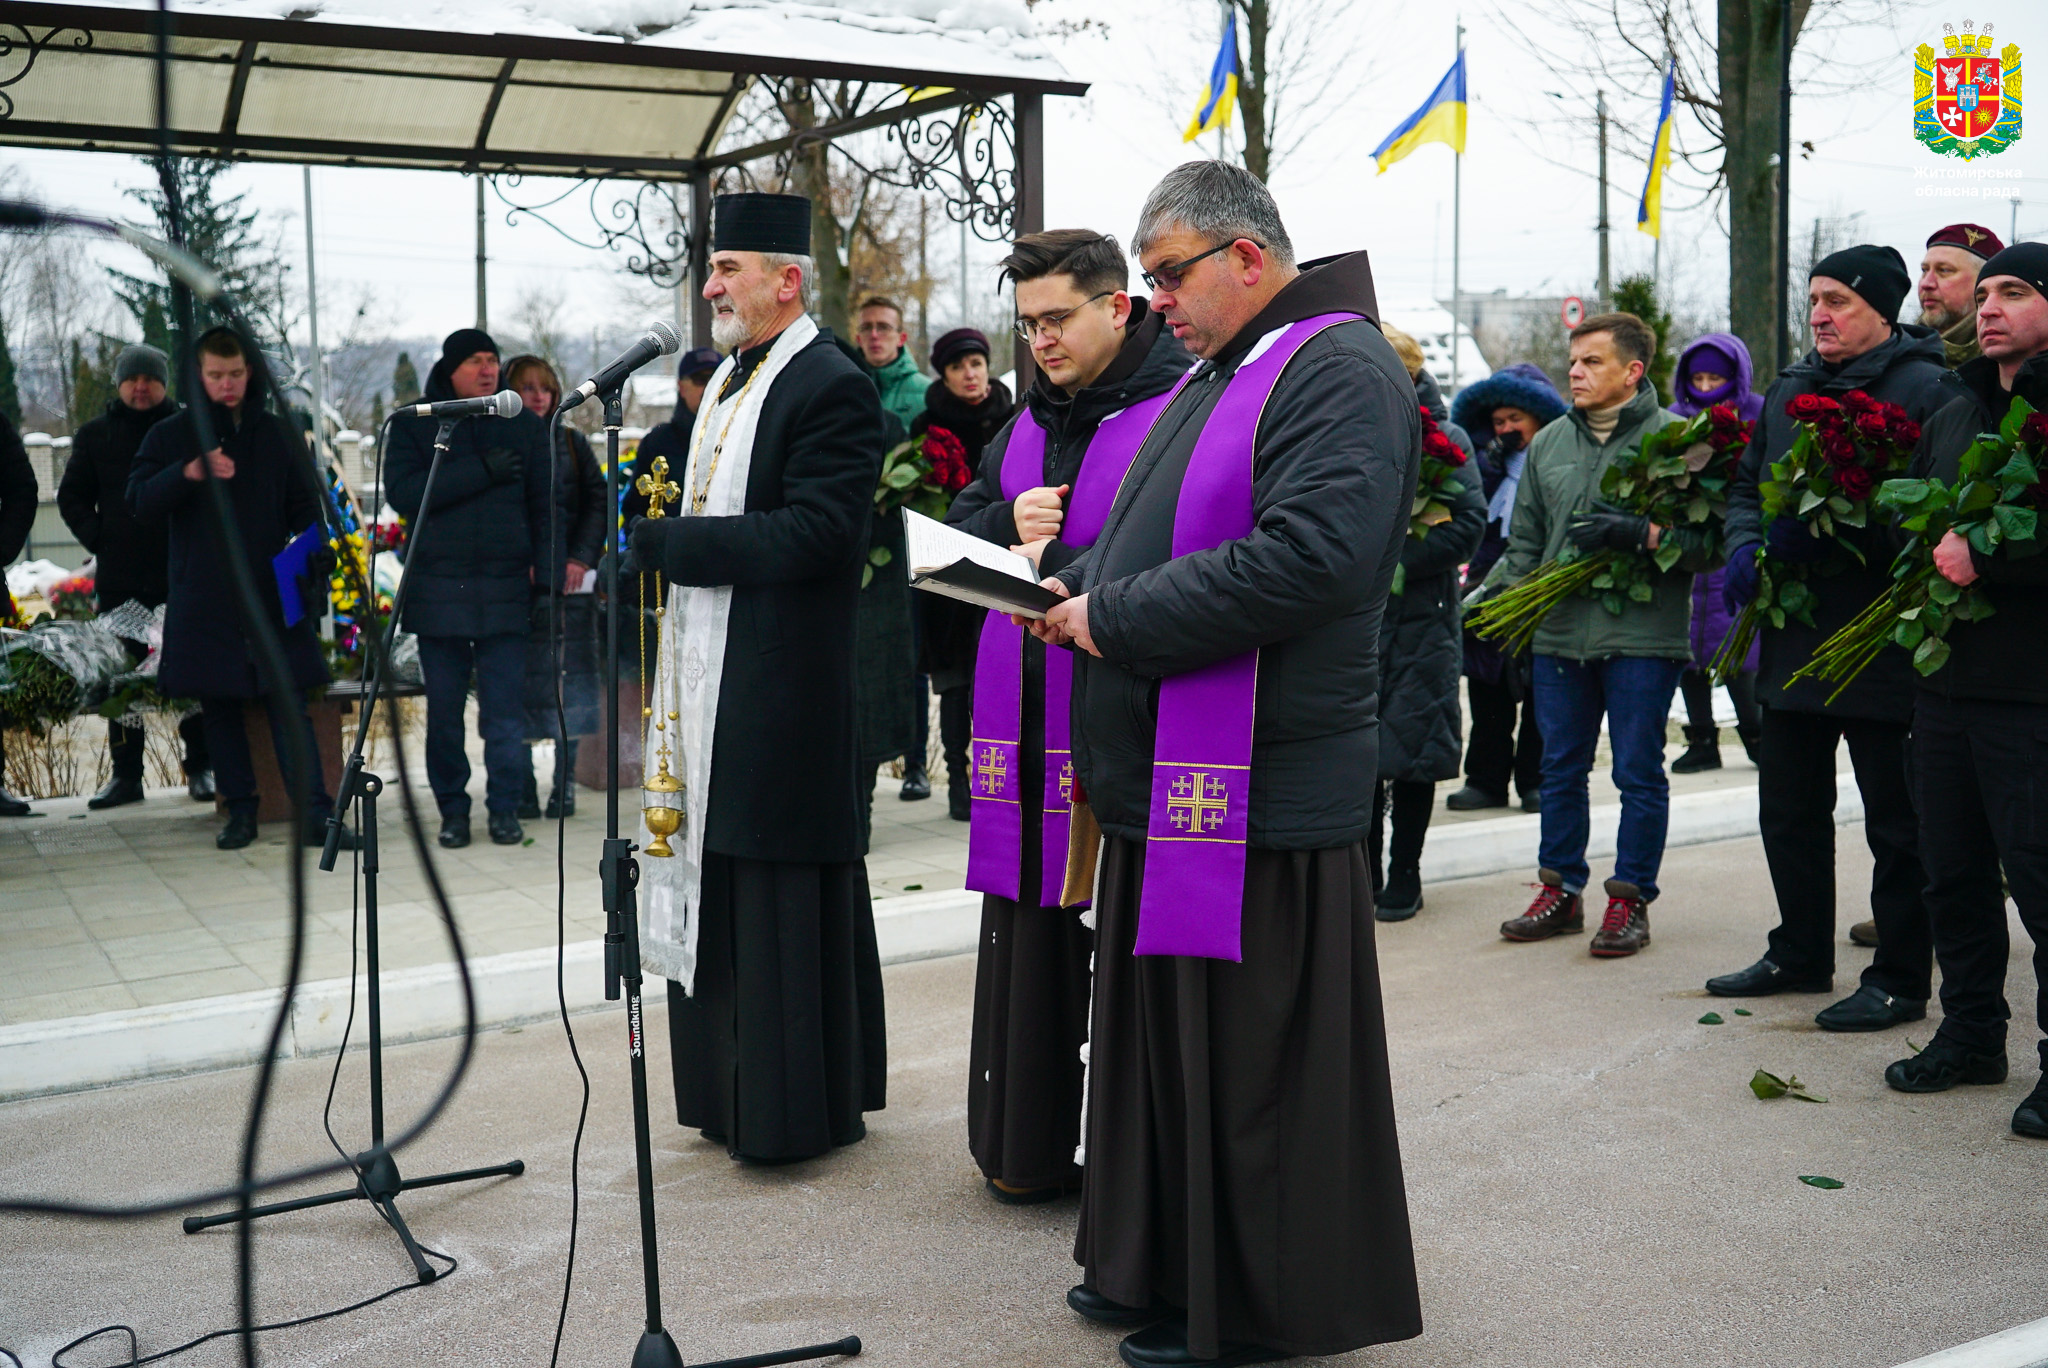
top-left (1670, 332), bottom-right (1764, 771)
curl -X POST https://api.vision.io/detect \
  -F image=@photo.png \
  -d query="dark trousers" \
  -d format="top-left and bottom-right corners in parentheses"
top-left (1757, 705), bottom-right (1931, 1000)
top-left (1464, 672), bottom-right (1542, 800)
top-left (1678, 668), bottom-right (1760, 736)
top-left (1913, 693), bottom-right (2048, 1068)
top-left (199, 696), bottom-right (333, 820)
top-left (909, 673), bottom-right (931, 764)
top-left (1368, 778), bottom-right (1434, 892)
top-left (417, 632), bottom-right (528, 818)
top-left (938, 683), bottom-right (972, 785)
top-left (109, 713), bottom-right (209, 782)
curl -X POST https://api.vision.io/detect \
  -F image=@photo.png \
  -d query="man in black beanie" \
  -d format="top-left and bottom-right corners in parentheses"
top-left (1886, 240), bottom-right (2048, 1137)
top-left (384, 327), bottom-right (559, 848)
top-left (1710, 245), bottom-right (1964, 1030)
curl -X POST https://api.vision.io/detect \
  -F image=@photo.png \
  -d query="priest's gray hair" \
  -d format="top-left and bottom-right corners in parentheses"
top-left (1133, 161), bottom-right (1295, 271)
top-left (761, 251), bottom-right (814, 308)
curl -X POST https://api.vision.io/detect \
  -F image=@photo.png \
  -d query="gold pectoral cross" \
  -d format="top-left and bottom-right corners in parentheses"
top-left (637, 454), bottom-right (681, 519)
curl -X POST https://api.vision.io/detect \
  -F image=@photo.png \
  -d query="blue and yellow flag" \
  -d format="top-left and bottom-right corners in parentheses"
top-left (1372, 50), bottom-right (1467, 173)
top-left (1183, 9), bottom-right (1239, 142)
top-left (1637, 61), bottom-right (1676, 238)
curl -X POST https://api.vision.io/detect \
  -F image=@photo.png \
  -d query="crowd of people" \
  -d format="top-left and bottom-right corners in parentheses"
top-left (5, 161), bottom-right (2048, 1368)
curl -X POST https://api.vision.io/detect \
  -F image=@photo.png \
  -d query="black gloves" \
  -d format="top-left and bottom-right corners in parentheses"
top-left (1723, 544), bottom-right (1762, 612)
top-left (1567, 501), bottom-right (1651, 554)
top-left (1766, 515), bottom-right (1829, 564)
top-left (626, 515), bottom-right (664, 578)
top-left (479, 445), bottom-right (524, 486)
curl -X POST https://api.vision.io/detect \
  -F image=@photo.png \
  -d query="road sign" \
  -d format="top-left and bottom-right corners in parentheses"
top-left (1562, 296), bottom-right (1586, 329)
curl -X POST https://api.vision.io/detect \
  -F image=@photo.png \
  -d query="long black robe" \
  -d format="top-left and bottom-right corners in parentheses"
top-left (634, 325), bottom-right (889, 1163)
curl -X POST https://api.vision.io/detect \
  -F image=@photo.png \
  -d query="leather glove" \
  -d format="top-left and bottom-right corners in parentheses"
top-left (1567, 501), bottom-right (1650, 553)
top-left (479, 445), bottom-right (524, 486)
top-left (1766, 515), bottom-right (1828, 564)
top-left (1723, 544), bottom-right (1762, 613)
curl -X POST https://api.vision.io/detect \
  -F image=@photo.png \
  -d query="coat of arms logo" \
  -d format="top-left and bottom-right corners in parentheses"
top-left (1916, 21), bottom-right (2021, 159)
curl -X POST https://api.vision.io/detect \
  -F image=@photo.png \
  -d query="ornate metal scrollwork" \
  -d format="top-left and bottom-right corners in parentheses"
top-left (0, 25), bottom-right (93, 120)
top-left (491, 175), bottom-right (690, 286)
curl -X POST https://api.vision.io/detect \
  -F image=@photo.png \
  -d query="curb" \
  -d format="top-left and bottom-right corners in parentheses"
top-left (1894, 1315), bottom-right (2048, 1367)
top-left (2, 778), bottom-right (1857, 1101)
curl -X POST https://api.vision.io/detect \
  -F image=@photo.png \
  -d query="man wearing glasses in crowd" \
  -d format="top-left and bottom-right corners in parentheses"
top-left (854, 295), bottom-right (927, 432)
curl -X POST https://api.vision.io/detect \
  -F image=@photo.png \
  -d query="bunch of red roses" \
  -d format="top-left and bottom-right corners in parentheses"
top-left (1393, 406), bottom-right (1472, 594)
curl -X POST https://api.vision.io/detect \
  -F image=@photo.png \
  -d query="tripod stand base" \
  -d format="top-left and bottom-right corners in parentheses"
top-left (690, 1334), bottom-right (862, 1368)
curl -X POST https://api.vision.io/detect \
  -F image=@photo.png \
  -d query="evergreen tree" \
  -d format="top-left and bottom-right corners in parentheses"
top-left (1612, 274), bottom-right (1676, 407)
top-left (0, 310), bottom-right (21, 432)
top-left (70, 335), bottom-right (120, 431)
top-left (107, 156), bottom-right (290, 353)
top-left (392, 351), bottom-right (420, 406)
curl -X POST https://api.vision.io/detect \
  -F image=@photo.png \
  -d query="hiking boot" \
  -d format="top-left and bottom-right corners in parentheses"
top-left (1670, 724), bottom-right (1721, 774)
top-left (1375, 865), bottom-right (1424, 922)
top-left (1589, 879), bottom-right (1650, 957)
top-left (1500, 869), bottom-right (1584, 941)
top-left (1446, 784), bottom-right (1508, 811)
top-left (1885, 1037), bottom-right (2007, 1093)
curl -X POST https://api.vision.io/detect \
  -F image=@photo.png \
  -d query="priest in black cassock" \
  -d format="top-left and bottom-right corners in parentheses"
top-left (628, 192), bottom-right (888, 1164)
top-left (1027, 162), bottom-right (1423, 1365)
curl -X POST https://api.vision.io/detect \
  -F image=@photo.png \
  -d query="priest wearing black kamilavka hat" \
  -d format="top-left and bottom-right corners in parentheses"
top-left (627, 191), bottom-right (890, 1163)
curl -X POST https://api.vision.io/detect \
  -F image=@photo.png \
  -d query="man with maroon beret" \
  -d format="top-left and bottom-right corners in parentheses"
top-left (1920, 222), bottom-right (2007, 366)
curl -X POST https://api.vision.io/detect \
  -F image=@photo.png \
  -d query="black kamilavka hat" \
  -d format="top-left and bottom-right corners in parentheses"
top-left (712, 193), bottom-right (812, 255)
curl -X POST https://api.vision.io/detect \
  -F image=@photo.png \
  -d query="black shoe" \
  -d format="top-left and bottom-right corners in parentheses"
top-left (948, 784), bottom-right (970, 821)
top-left (1705, 957), bottom-right (1832, 997)
top-left (488, 811), bottom-right (524, 845)
top-left (306, 815), bottom-right (359, 851)
top-left (1068, 1284), bottom-right (1169, 1328)
top-left (1885, 1038), bottom-right (2008, 1093)
top-left (984, 1177), bottom-right (1063, 1205)
top-left (1119, 1319), bottom-right (1285, 1367)
top-left (439, 814), bottom-right (471, 848)
top-left (545, 787), bottom-right (576, 819)
top-left (187, 769), bottom-right (215, 802)
top-left (1519, 791), bottom-right (1542, 813)
top-left (1670, 725), bottom-right (1722, 775)
top-left (89, 774), bottom-right (147, 810)
top-left (1815, 983), bottom-right (1926, 1032)
top-left (0, 787), bottom-right (32, 817)
top-left (900, 759), bottom-right (931, 801)
top-left (2014, 1078), bottom-right (2048, 1139)
top-left (1375, 865), bottom-right (1424, 922)
top-left (1445, 784), bottom-right (1507, 811)
top-left (217, 811), bottom-right (258, 849)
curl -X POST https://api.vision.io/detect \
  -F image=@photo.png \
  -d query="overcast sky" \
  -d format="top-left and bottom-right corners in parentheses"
top-left (5, 0), bottom-right (2046, 356)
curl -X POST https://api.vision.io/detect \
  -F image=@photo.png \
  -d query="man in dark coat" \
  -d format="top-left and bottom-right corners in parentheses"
top-left (1028, 161), bottom-right (1421, 1366)
top-left (384, 327), bottom-right (558, 849)
top-left (0, 407), bottom-right (37, 816)
top-left (58, 343), bottom-right (211, 808)
top-left (944, 228), bottom-right (1191, 1205)
top-left (1713, 246), bottom-right (1962, 1031)
top-left (128, 327), bottom-right (342, 850)
top-left (1886, 242), bottom-right (2048, 1138)
top-left (627, 192), bottom-right (887, 1164)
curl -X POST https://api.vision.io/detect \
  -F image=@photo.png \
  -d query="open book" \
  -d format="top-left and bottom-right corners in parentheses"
top-left (902, 509), bottom-right (1065, 620)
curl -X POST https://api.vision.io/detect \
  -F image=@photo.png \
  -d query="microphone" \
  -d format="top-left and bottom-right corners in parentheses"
top-left (558, 321), bottom-right (682, 412)
top-left (404, 390), bottom-right (523, 419)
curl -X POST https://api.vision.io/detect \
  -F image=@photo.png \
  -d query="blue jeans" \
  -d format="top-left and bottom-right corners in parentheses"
top-left (1531, 654), bottom-right (1685, 900)
top-left (417, 632), bottom-right (528, 817)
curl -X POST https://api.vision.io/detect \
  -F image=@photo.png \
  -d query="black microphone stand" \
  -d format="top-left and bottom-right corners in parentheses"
top-left (597, 385), bottom-right (860, 1368)
top-left (183, 416), bottom-right (525, 1280)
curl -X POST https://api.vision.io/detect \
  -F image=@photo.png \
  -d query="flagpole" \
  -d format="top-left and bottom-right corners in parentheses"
top-left (1450, 18), bottom-right (1463, 395)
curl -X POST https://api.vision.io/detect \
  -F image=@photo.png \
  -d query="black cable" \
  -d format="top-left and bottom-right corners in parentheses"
top-left (320, 798), bottom-right (367, 1170)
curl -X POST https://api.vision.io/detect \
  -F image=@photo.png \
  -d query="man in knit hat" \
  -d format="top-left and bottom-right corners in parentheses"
top-left (1713, 245), bottom-right (1963, 1029)
top-left (1919, 223), bottom-right (2006, 366)
top-left (58, 342), bottom-right (210, 809)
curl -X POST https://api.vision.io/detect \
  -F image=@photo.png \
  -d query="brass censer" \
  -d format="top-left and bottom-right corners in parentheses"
top-left (636, 454), bottom-right (685, 858)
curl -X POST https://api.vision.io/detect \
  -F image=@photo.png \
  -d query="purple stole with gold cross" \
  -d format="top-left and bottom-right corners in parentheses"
top-left (1132, 313), bottom-right (1361, 961)
top-left (964, 391), bottom-right (1173, 907)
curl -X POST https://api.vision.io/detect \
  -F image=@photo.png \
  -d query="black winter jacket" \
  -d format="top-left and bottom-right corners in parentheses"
top-left (1725, 325), bottom-right (1965, 721)
top-left (1907, 353), bottom-right (2048, 706)
top-left (59, 396), bottom-right (180, 610)
top-left (0, 411), bottom-right (33, 570)
top-left (128, 400), bottom-right (330, 699)
top-left (1380, 458), bottom-right (1487, 782)
top-left (385, 364), bottom-right (560, 640)
top-left (912, 375), bottom-right (1016, 686)
top-left (631, 324), bottom-right (885, 864)
top-left (1055, 251), bottom-right (1419, 848)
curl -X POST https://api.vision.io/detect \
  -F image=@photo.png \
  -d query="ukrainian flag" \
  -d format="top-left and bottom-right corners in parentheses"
top-left (1372, 51), bottom-right (1467, 173)
top-left (1183, 9), bottom-right (1239, 142)
top-left (1637, 61), bottom-right (1676, 238)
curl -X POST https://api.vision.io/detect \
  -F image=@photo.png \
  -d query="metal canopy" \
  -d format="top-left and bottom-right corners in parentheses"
top-left (0, 3), bottom-right (1085, 178)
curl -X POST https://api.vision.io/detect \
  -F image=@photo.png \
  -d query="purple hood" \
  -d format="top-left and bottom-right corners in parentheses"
top-left (1672, 331), bottom-right (1764, 423)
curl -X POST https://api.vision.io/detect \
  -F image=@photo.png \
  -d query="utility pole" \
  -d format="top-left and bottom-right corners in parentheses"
top-left (1450, 18), bottom-right (1464, 394)
top-left (302, 166), bottom-right (324, 463)
top-left (475, 174), bottom-right (488, 332)
top-left (917, 198), bottom-right (931, 363)
top-left (1596, 89), bottom-right (1611, 308)
top-left (1776, 0), bottom-right (1793, 373)
top-left (2013, 197), bottom-right (2023, 245)
top-left (959, 214), bottom-right (970, 331)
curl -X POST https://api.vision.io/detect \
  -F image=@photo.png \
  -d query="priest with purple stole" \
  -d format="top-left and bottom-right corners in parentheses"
top-left (944, 229), bottom-right (1191, 1204)
top-left (1025, 162), bottom-right (1423, 1365)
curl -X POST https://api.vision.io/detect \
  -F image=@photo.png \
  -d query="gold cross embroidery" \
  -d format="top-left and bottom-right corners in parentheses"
top-left (636, 455), bottom-right (681, 519)
top-left (1058, 761), bottom-right (1075, 805)
top-left (976, 745), bottom-right (1008, 796)
top-left (1167, 771), bottom-right (1229, 833)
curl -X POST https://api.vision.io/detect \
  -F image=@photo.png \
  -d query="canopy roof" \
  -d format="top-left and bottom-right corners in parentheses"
top-left (0, 0), bottom-right (1083, 177)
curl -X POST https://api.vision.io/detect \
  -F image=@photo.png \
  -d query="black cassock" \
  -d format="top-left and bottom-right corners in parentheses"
top-left (635, 325), bottom-right (888, 1163)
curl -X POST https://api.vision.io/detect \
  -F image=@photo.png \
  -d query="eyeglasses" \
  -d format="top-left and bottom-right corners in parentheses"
top-left (854, 320), bottom-right (901, 335)
top-left (1140, 239), bottom-right (1258, 292)
top-left (1012, 291), bottom-right (1112, 342)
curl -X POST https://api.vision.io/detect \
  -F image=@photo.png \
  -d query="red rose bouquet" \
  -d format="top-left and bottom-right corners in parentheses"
top-left (46, 574), bottom-right (97, 621)
top-left (1708, 390), bottom-right (1920, 682)
top-left (869, 425), bottom-right (980, 587)
top-left (1393, 405), bottom-right (1472, 594)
